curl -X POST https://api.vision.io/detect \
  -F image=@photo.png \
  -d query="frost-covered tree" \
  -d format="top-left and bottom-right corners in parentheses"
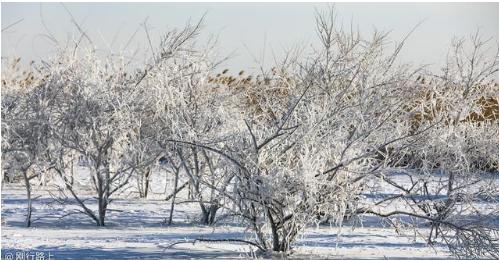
top-left (29, 17), bottom-right (209, 226)
top-left (2, 59), bottom-right (47, 227)
top-left (359, 32), bottom-right (499, 258)
top-left (163, 7), bottom-right (433, 253)
top-left (35, 50), bottom-right (141, 226)
top-left (143, 40), bottom-right (235, 225)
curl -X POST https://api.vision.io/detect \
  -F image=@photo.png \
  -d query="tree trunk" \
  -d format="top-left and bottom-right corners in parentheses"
top-left (208, 204), bottom-right (218, 225)
top-left (200, 203), bottom-right (219, 225)
top-left (268, 210), bottom-right (281, 251)
top-left (97, 184), bottom-right (107, 226)
top-left (267, 208), bottom-right (294, 252)
top-left (95, 165), bottom-right (109, 227)
top-left (168, 170), bottom-right (179, 225)
top-left (98, 201), bottom-right (106, 226)
top-left (200, 205), bottom-right (209, 225)
top-left (69, 159), bottom-right (74, 187)
top-left (143, 168), bottom-right (151, 198)
top-left (22, 169), bottom-right (32, 228)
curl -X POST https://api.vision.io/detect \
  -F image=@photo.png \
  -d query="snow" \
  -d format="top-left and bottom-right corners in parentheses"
top-left (1, 180), bottom-right (454, 259)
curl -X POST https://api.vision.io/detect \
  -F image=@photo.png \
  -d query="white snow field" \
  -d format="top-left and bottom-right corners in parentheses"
top-left (0, 168), bottom-right (459, 260)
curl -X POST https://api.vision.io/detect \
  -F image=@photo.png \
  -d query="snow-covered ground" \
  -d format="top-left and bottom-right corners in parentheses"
top-left (1, 179), bottom-right (455, 259)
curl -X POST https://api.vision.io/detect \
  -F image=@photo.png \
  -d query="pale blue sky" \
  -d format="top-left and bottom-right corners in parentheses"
top-left (2, 3), bottom-right (499, 72)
